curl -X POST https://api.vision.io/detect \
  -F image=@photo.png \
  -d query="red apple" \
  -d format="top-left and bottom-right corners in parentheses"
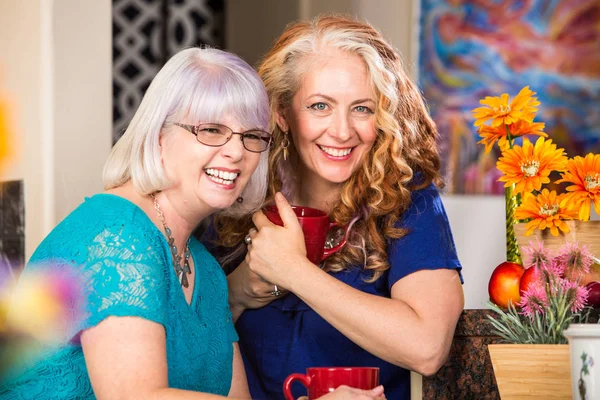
top-left (579, 263), bottom-right (600, 286)
top-left (519, 267), bottom-right (537, 297)
top-left (586, 281), bottom-right (600, 308)
top-left (489, 261), bottom-right (525, 309)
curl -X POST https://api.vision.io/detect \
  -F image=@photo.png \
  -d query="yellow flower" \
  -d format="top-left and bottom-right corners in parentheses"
top-left (515, 189), bottom-right (578, 236)
top-left (497, 137), bottom-right (567, 195)
top-left (477, 120), bottom-right (547, 154)
top-left (556, 153), bottom-right (600, 220)
top-left (472, 86), bottom-right (540, 127)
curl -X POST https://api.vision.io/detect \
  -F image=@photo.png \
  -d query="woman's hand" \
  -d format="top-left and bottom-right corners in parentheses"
top-left (298, 385), bottom-right (386, 400)
top-left (245, 193), bottom-right (313, 289)
top-left (227, 260), bottom-right (288, 322)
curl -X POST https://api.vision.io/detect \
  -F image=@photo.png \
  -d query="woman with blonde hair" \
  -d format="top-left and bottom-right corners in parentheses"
top-left (211, 15), bottom-right (464, 400)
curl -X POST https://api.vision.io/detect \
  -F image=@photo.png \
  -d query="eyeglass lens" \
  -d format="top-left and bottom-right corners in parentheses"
top-left (194, 124), bottom-right (270, 152)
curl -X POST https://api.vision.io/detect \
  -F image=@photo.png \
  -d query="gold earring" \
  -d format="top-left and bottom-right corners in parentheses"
top-left (281, 132), bottom-right (290, 161)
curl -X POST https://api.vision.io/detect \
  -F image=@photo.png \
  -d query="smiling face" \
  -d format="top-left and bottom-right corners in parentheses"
top-left (160, 114), bottom-right (262, 214)
top-left (277, 51), bottom-right (378, 190)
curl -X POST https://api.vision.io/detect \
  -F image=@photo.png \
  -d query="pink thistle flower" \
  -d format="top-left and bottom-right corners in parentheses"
top-left (538, 259), bottom-right (564, 285)
top-left (555, 242), bottom-right (594, 277)
top-left (519, 281), bottom-right (549, 319)
top-left (522, 239), bottom-right (553, 270)
top-left (559, 278), bottom-right (589, 313)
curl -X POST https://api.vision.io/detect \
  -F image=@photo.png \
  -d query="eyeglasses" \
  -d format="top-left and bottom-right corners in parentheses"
top-left (173, 122), bottom-right (272, 153)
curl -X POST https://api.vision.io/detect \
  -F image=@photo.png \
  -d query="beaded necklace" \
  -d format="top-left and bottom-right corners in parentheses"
top-left (151, 193), bottom-right (191, 288)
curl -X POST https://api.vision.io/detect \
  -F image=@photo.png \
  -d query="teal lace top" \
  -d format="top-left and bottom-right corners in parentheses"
top-left (0, 194), bottom-right (238, 399)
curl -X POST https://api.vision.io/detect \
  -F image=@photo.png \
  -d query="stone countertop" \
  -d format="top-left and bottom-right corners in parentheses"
top-left (422, 309), bottom-right (502, 400)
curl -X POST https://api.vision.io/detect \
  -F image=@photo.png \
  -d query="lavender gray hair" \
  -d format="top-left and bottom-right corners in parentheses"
top-left (103, 47), bottom-right (270, 216)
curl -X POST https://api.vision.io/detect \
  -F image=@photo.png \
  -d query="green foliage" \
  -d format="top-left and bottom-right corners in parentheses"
top-left (487, 300), bottom-right (591, 344)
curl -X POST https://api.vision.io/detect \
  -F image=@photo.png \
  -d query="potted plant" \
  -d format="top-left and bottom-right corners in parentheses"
top-left (487, 241), bottom-right (593, 398)
top-left (471, 87), bottom-right (600, 399)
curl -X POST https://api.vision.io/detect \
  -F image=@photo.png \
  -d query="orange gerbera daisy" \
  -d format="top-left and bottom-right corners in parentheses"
top-left (497, 137), bottom-right (567, 195)
top-left (515, 189), bottom-right (578, 236)
top-left (556, 153), bottom-right (600, 220)
top-left (472, 86), bottom-right (540, 127)
top-left (478, 120), bottom-right (547, 154)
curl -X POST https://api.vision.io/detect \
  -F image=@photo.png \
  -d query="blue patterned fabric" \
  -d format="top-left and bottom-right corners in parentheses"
top-left (0, 194), bottom-right (238, 399)
top-left (206, 183), bottom-right (463, 400)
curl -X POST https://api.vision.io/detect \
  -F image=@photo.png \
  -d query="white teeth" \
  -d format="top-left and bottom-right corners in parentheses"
top-left (205, 169), bottom-right (239, 183)
top-left (318, 145), bottom-right (352, 157)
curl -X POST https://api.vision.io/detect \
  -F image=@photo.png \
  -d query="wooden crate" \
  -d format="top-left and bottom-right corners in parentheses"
top-left (488, 344), bottom-right (571, 399)
top-left (514, 220), bottom-right (600, 259)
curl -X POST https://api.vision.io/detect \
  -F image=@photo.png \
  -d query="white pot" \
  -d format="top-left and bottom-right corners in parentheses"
top-left (564, 324), bottom-right (600, 400)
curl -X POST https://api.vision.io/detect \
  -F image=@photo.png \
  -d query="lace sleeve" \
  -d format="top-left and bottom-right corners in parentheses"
top-left (77, 222), bottom-right (170, 333)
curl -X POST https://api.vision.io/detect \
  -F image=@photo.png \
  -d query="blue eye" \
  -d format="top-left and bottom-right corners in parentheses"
top-left (309, 102), bottom-right (328, 111)
top-left (354, 105), bottom-right (373, 114)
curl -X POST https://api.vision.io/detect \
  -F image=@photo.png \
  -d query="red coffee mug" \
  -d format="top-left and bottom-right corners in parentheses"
top-left (283, 367), bottom-right (380, 400)
top-left (263, 205), bottom-right (346, 265)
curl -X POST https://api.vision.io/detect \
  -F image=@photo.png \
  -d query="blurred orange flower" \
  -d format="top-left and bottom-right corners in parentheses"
top-left (497, 137), bottom-right (568, 195)
top-left (0, 96), bottom-right (11, 172)
top-left (556, 153), bottom-right (600, 220)
top-left (472, 86), bottom-right (540, 128)
top-left (515, 189), bottom-right (578, 236)
top-left (478, 120), bottom-right (547, 154)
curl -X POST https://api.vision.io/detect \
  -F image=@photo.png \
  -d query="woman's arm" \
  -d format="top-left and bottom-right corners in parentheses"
top-left (81, 316), bottom-right (249, 399)
top-left (284, 264), bottom-right (463, 375)
top-left (228, 343), bottom-right (251, 398)
top-left (245, 193), bottom-right (464, 376)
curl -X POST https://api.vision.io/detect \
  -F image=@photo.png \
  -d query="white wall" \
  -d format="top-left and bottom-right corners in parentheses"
top-left (52, 0), bottom-right (112, 222)
top-left (0, 0), bottom-right (112, 259)
top-left (1, 1), bottom-right (49, 258)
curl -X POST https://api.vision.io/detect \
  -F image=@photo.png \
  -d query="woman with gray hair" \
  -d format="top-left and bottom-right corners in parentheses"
top-left (0, 47), bottom-right (271, 399)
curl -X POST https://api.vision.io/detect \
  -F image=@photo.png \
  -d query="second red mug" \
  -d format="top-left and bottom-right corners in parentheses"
top-left (263, 205), bottom-right (346, 265)
top-left (283, 367), bottom-right (380, 400)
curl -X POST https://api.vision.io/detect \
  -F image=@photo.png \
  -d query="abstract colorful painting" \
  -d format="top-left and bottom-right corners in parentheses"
top-left (418, 0), bottom-right (600, 194)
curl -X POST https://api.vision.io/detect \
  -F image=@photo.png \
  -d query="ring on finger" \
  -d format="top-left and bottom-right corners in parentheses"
top-left (244, 228), bottom-right (257, 245)
top-left (270, 284), bottom-right (282, 297)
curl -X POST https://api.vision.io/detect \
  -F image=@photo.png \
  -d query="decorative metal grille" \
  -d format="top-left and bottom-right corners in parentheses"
top-left (112, 0), bottom-right (225, 143)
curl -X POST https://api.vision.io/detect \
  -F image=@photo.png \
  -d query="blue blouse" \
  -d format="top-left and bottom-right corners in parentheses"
top-left (0, 194), bottom-right (238, 399)
top-left (213, 184), bottom-right (462, 400)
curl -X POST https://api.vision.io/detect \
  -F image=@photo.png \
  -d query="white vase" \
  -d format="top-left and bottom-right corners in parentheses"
top-left (564, 324), bottom-right (600, 400)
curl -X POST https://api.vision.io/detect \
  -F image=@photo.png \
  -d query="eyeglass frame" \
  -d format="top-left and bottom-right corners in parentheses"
top-left (173, 122), bottom-right (272, 153)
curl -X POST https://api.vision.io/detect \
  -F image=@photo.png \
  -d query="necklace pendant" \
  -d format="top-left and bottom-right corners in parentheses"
top-left (180, 270), bottom-right (189, 288)
top-left (152, 193), bottom-right (191, 290)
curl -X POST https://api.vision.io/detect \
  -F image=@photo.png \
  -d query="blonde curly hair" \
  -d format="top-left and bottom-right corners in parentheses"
top-left (215, 15), bottom-right (443, 280)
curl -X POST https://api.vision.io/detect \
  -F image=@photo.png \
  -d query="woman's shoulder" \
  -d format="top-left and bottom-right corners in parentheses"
top-left (401, 182), bottom-right (444, 221)
top-left (66, 193), bottom-right (155, 228)
top-left (30, 194), bottom-right (162, 264)
top-left (391, 181), bottom-right (454, 251)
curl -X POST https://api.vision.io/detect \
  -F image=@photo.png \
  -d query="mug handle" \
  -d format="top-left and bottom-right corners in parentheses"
top-left (283, 373), bottom-right (311, 400)
top-left (322, 222), bottom-right (348, 260)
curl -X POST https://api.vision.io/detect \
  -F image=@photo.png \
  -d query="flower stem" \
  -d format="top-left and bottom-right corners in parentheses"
top-left (506, 184), bottom-right (523, 264)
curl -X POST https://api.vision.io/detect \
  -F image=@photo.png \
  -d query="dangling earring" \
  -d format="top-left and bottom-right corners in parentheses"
top-left (281, 131), bottom-right (290, 161)
top-left (236, 196), bottom-right (244, 203)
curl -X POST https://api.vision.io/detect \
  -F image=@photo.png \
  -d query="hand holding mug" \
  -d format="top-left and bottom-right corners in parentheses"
top-left (297, 385), bottom-right (386, 400)
top-left (246, 193), bottom-right (309, 287)
top-left (284, 367), bottom-right (380, 400)
top-left (262, 194), bottom-right (347, 265)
